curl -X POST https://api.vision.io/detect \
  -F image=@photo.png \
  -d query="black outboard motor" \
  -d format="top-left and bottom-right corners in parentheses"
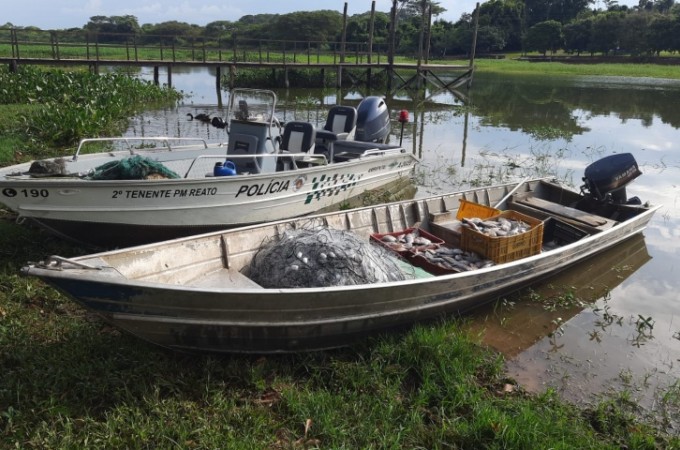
top-left (355, 96), bottom-right (391, 143)
top-left (581, 153), bottom-right (642, 204)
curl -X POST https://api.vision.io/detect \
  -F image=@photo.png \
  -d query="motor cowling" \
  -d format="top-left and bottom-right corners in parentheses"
top-left (355, 96), bottom-right (391, 143)
top-left (581, 153), bottom-right (642, 204)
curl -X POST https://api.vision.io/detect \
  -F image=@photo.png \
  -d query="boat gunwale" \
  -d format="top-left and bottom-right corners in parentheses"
top-left (22, 195), bottom-right (660, 295)
top-left (0, 148), bottom-right (418, 187)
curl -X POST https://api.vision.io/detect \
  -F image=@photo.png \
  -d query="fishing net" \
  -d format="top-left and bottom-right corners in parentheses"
top-left (28, 158), bottom-right (66, 177)
top-left (247, 227), bottom-right (416, 288)
top-left (89, 155), bottom-right (180, 180)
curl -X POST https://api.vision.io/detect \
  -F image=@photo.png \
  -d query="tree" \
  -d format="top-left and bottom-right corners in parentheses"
top-left (653, 0), bottom-right (675, 12)
top-left (524, 20), bottom-right (563, 55)
top-left (563, 17), bottom-right (593, 55)
top-left (204, 21), bottom-right (235, 40)
top-left (141, 21), bottom-right (202, 44)
top-left (647, 14), bottom-right (679, 54)
top-left (269, 11), bottom-right (343, 43)
top-left (398, 0), bottom-right (447, 19)
top-left (618, 13), bottom-right (650, 55)
top-left (524, 0), bottom-right (594, 26)
top-left (589, 11), bottom-right (624, 55)
top-left (478, 0), bottom-right (524, 51)
top-left (84, 15), bottom-right (140, 42)
top-left (345, 12), bottom-right (391, 44)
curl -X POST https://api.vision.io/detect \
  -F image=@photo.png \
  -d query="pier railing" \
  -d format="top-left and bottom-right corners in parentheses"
top-left (0, 27), bottom-right (389, 66)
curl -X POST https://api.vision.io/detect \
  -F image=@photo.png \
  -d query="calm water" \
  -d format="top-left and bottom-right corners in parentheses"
top-left (131, 67), bottom-right (680, 421)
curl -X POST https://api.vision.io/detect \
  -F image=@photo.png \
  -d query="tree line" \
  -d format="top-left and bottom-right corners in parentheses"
top-left (3, 0), bottom-right (680, 57)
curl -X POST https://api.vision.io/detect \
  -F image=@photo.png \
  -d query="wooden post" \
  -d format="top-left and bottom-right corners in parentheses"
top-left (425, 4), bottom-right (432, 64)
top-left (340, 3), bottom-right (348, 64)
top-left (468, 2), bottom-right (480, 88)
top-left (229, 65), bottom-right (235, 89)
top-left (387, 0), bottom-right (397, 90)
top-left (10, 28), bottom-right (19, 59)
top-left (368, 1), bottom-right (375, 65)
top-left (153, 66), bottom-right (159, 85)
top-left (167, 65), bottom-right (172, 87)
top-left (216, 66), bottom-right (223, 107)
top-left (232, 35), bottom-right (237, 62)
top-left (469, 3), bottom-right (480, 69)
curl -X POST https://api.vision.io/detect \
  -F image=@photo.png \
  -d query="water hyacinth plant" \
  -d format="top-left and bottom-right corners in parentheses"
top-left (0, 66), bottom-right (182, 149)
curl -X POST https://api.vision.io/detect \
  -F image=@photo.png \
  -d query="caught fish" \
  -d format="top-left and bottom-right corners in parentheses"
top-left (375, 228), bottom-right (438, 253)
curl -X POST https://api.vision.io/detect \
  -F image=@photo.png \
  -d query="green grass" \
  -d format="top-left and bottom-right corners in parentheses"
top-left (471, 56), bottom-right (680, 79)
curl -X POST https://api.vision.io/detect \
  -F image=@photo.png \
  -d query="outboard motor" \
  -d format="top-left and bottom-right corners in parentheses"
top-left (355, 96), bottom-right (391, 143)
top-left (581, 153), bottom-right (642, 204)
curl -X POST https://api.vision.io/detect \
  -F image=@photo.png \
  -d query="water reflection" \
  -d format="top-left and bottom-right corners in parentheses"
top-left (467, 233), bottom-right (652, 358)
top-left (126, 68), bottom-right (680, 421)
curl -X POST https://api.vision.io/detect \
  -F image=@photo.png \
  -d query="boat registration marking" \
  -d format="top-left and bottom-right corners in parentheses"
top-left (3, 188), bottom-right (49, 198)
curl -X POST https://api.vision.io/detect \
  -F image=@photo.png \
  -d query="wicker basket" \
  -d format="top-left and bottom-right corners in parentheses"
top-left (461, 210), bottom-right (544, 263)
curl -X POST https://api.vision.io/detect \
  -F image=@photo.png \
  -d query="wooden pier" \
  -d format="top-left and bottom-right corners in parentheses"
top-left (0, 27), bottom-right (474, 98)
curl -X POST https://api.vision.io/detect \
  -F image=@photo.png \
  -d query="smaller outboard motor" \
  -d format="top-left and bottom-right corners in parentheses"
top-left (355, 96), bottom-right (391, 143)
top-left (581, 153), bottom-right (642, 204)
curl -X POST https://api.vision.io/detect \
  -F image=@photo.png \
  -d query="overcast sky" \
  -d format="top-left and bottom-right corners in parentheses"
top-left (3, 0), bottom-right (640, 30)
top-left (4, 0), bottom-right (470, 29)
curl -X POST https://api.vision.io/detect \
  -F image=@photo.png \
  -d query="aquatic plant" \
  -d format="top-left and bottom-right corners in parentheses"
top-left (0, 66), bottom-right (182, 150)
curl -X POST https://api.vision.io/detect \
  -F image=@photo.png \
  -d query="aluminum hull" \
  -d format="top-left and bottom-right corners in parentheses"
top-left (22, 179), bottom-right (659, 353)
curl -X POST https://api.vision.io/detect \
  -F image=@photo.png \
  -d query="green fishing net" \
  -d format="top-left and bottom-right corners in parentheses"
top-left (89, 155), bottom-right (180, 180)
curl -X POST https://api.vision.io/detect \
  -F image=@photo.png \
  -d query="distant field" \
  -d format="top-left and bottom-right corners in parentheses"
top-left (471, 56), bottom-right (680, 80)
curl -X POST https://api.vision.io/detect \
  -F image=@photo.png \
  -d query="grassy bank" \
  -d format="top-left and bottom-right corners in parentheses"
top-left (471, 56), bottom-right (680, 79)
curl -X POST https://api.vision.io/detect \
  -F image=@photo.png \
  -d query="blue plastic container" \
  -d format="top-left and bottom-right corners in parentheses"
top-left (213, 160), bottom-right (237, 176)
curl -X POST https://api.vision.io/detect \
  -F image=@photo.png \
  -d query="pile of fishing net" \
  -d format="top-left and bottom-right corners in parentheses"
top-left (247, 227), bottom-right (416, 288)
top-left (89, 155), bottom-right (180, 180)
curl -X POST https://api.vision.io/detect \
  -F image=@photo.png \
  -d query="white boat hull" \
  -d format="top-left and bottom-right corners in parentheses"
top-left (1, 145), bottom-right (417, 246)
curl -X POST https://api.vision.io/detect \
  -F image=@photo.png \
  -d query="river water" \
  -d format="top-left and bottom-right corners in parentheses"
top-left (130, 66), bottom-right (680, 425)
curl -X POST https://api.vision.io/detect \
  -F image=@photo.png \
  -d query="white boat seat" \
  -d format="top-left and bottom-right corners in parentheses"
top-left (315, 106), bottom-right (357, 161)
top-left (317, 105), bottom-right (357, 140)
top-left (280, 121), bottom-right (316, 154)
top-left (227, 133), bottom-right (261, 174)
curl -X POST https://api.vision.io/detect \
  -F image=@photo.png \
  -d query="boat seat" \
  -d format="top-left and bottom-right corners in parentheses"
top-left (280, 121), bottom-right (316, 154)
top-left (315, 106), bottom-right (357, 161)
top-left (317, 105), bottom-right (357, 141)
top-left (277, 121), bottom-right (316, 170)
top-left (226, 133), bottom-right (261, 174)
